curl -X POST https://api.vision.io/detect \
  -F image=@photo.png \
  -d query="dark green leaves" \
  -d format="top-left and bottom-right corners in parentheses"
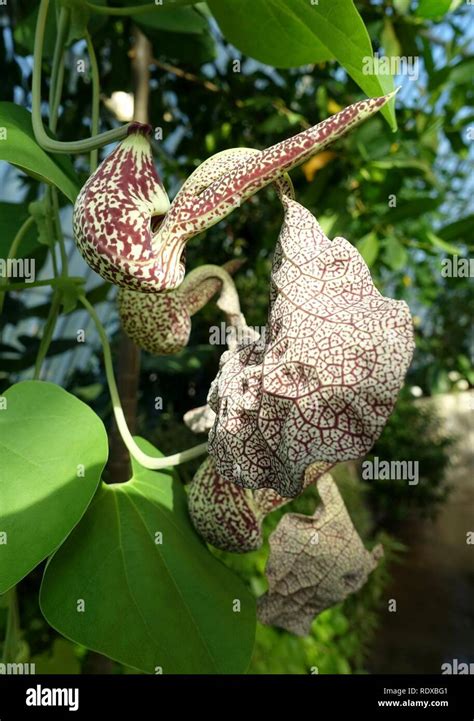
top-left (0, 381), bottom-right (107, 593)
top-left (134, 6), bottom-right (208, 34)
top-left (40, 439), bottom-right (256, 674)
top-left (0, 103), bottom-right (80, 203)
top-left (208, 0), bottom-right (396, 128)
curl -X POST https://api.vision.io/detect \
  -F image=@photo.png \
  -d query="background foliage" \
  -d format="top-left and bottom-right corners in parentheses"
top-left (0, 0), bottom-right (471, 673)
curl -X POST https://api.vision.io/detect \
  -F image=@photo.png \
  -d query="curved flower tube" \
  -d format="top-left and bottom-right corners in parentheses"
top-left (73, 93), bottom-right (396, 291)
top-left (73, 123), bottom-right (170, 290)
top-left (117, 260), bottom-right (244, 355)
top-left (187, 456), bottom-right (264, 553)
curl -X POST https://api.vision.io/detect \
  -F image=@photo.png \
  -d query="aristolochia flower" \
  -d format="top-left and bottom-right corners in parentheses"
top-left (117, 260), bottom-right (243, 355)
top-left (258, 471), bottom-right (383, 635)
top-left (73, 94), bottom-right (396, 292)
top-left (207, 195), bottom-right (415, 498)
top-left (187, 456), bottom-right (264, 553)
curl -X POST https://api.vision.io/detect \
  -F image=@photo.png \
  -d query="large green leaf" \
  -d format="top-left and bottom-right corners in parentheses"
top-left (40, 438), bottom-right (256, 674)
top-left (0, 381), bottom-right (107, 593)
top-left (0, 103), bottom-right (80, 203)
top-left (208, 0), bottom-right (396, 129)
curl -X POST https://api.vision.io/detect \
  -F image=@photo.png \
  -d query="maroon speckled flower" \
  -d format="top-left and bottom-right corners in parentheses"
top-left (207, 195), bottom-right (415, 498)
top-left (117, 259), bottom-right (244, 355)
top-left (73, 94), bottom-right (395, 292)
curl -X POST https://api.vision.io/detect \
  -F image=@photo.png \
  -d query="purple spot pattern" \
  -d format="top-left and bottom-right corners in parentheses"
top-left (118, 260), bottom-right (243, 355)
top-left (207, 196), bottom-right (415, 498)
top-left (73, 95), bottom-right (394, 292)
top-left (73, 124), bottom-right (171, 291)
top-left (187, 456), bottom-right (263, 553)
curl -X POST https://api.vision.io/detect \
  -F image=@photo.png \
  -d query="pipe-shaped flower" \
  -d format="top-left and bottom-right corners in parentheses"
top-left (187, 456), bottom-right (264, 553)
top-left (73, 94), bottom-right (396, 292)
top-left (187, 455), bottom-right (333, 553)
top-left (73, 123), bottom-right (170, 291)
top-left (117, 260), bottom-right (244, 355)
top-left (207, 197), bottom-right (415, 498)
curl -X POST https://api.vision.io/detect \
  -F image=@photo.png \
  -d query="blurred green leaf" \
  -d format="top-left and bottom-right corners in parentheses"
top-left (384, 237), bottom-right (408, 271)
top-left (381, 19), bottom-right (401, 59)
top-left (135, 6), bottom-right (208, 34)
top-left (357, 232), bottom-right (379, 266)
top-left (416, 0), bottom-right (452, 18)
top-left (437, 215), bottom-right (474, 246)
top-left (13, 6), bottom-right (57, 58)
top-left (31, 639), bottom-right (81, 675)
top-left (426, 230), bottom-right (460, 255)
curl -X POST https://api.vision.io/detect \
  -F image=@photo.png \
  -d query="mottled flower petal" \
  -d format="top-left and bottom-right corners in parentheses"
top-left (257, 473), bottom-right (383, 635)
top-left (183, 404), bottom-right (216, 434)
top-left (118, 260), bottom-right (242, 356)
top-left (73, 123), bottom-right (170, 291)
top-left (208, 197), bottom-right (415, 497)
top-left (187, 456), bottom-right (263, 553)
top-left (74, 95), bottom-right (395, 291)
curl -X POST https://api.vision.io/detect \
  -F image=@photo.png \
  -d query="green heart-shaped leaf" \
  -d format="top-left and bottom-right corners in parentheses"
top-left (40, 438), bottom-right (256, 674)
top-left (0, 103), bottom-right (80, 203)
top-left (0, 381), bottom-right (107, 593)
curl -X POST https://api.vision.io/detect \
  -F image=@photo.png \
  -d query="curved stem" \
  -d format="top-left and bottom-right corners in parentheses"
top-left (33, 0), bottom-right (130, 154)
top-left (80, 296), bottom-right (208, 469)
top-left (34, 290), bottom-right (61, 379)
top-left (85, 29), bottom-right (100, 171)
top-left (86, 0), bottom-right (195, 15)
top-left (178, 264), bottom-right (242, 320)
top-left (50, 187), bottom-right (68, 275)
top-left (2, 216), bottom-right (34, 261)
top-left (0, 276), bottom-right (84, 291)
top-left (0, 216), bottom-right (36, 316)
top-left (49, 6), bottom-right (70, 133)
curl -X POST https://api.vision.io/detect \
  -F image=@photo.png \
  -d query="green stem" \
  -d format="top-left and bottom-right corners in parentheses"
top-left (33, 0), bottom-right (130, 154)
top-left (85, 30), bottom-right (100, 172)
top-left (0, 277), bottom-right (84, 291)
top-left (49, 6), bottom-right (70, 133)
top-left (2, 587), bottom-right (20, 664)
top-left (0, 216), bottom-right (35, 316)
top-left (80, 295), bottom-right (208, 469)
top-left (34, 290), bottom-right (62, 379)
top-left (2, 217), bottom-right (34, 262)
top-left (86, 0), bottom-right (195, 16)
top-left (50, 187), bottom-right (68, 276)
